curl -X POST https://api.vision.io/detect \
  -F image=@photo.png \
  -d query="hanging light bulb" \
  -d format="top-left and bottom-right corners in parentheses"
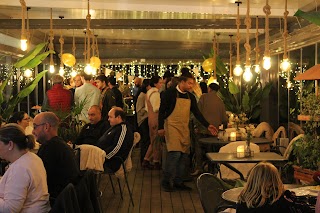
top-left (254, 64), bottom-right (261, 73)
top-left (287, 80), bottom-right (292, 88)
top-left (84, 64), bottom-right (92, 75)
top-left (49, 65), bottom-right (55, 73)
top-left (280, 0), bottom-right (290, 72)
top-left (91, 69), bottom-right (97, 76)
top-left (24, 69), bottom-right (32, 78)
top-left (71, 69), bottom-right (77, 77)
top-left (21, 38), bottom-right (28, 51)
top-left (233, 64), bottom-right (243, 76)
top-left (263, 0), bottom-right (271, 70)
top-left (263, 56), bottom-right (271, 70)
top-left (280, 58), bottom-right (291, 72)
top-left (59, 67), bottom-right (65, 76)
top-left (234, 1), bottom-right (243, 77)
top-left (243, 66), bottom-right (253, 82)
top-left (20, 0), bottom-right (27, 51)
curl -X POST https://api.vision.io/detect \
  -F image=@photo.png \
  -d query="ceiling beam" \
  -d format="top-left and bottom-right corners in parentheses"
top-left (0, 18), bottom-right (289, 30)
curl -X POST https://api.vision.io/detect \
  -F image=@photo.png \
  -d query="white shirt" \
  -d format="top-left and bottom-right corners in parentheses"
top-left (0, 152), bottom-right (50, 213)
top-left (75, 82), bottom-right (101, 123)
top-left (145, 87), bottom-right (160, 113)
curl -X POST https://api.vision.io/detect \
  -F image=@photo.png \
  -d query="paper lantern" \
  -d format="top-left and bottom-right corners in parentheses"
top-left (61, 53), bottom-right (76, 67)
top-left (202, 58), bottom-right (214, 72)
top-left (90, 56), bottom-right (101, 69)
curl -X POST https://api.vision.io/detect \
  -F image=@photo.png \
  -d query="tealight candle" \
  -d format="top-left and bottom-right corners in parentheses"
top-left (230, 132), bottom-right (237, 141)
top-left (237, 145), bottom-right (245, 158)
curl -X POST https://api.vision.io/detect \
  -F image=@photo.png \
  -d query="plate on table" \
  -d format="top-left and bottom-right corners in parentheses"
top-left (290, 186), bottom-right (318, 196)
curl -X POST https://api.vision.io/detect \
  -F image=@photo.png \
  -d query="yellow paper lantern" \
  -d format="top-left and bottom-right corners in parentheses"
top-left (90, 56), bottom-right (101, 70)
top-left (61, 53), bottom-right (76, 67)
top-left (202, 58), bottom-right (214, 72)
top-left (207, 76), bottom-right (218, 85)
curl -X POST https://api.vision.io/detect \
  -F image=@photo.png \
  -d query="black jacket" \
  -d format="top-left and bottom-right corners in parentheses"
top-left (97, 122), bottom-right (133, 172)
top-left (75, 120), bottom-right (110, 146)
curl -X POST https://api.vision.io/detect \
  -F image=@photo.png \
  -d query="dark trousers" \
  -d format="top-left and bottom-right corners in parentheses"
top-left (162, 151), bottom-right (188, 185)
top-left (138, 118), bottom-right (150, 163)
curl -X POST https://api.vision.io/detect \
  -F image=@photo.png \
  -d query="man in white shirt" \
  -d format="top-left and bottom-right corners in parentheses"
top-left (74, 72), bottom-right (101, 123)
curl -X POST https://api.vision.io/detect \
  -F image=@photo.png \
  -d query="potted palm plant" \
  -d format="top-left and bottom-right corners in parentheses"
top-left (0, 42), bottom-right (53, 121)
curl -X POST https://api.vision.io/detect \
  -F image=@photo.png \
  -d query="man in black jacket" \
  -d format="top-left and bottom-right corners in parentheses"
top-left (33, 112), bottom-right (80, 198)
top-left (108, 76), bottom-right (124, 109)
top-left (97, 107), bottom-right (133, 172)
top-left (74, 105), bottom-right (110, 146)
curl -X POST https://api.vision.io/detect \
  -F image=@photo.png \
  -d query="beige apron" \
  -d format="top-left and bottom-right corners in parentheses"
top-left (164, 93), bottom-right (191, 154)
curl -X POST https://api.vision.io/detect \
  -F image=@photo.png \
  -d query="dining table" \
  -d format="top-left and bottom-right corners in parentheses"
top-left (206, 152), bottom-right (287, 180)
top-left (199, 137), bottom-right (273, 152)
top-left (222, 185), bottom-right (318, 204)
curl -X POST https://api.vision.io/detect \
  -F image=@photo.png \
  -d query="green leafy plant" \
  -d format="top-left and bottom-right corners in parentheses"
top-left (292, 92), bottom-right (320, 170)
top-left (0, 42), bottom-right (54, 120)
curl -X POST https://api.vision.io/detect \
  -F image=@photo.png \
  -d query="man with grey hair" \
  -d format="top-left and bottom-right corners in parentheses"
top-left (33, 112), bottom-right (79, 199)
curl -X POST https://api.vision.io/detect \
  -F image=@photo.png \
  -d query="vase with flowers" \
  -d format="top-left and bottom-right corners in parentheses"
top-left (244, 124), bottom-right (255, 157)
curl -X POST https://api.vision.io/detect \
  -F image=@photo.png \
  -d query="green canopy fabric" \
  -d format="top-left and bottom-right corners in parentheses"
top-left (294, 9), bottom-right (320, 26)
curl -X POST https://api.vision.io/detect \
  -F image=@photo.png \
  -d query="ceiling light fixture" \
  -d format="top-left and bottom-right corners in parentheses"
top-left (254, 16), bottom-right (261, 73)
top-left (243, 0), bottom-right (253, 82)
top-left (20, 0), bottom-right (27, 51)
top-left (58, 16), bottom-right (65, 76)
top-left (233, 1), bottom-right (243, 77)
top-left (84, 0), bottom-right (93, 75)
top-left (263, 0), bottom-right (271, 70)
top-left (280, 0), bottom-right (291, 72)
top-left (49, 8), bottom-right (55, 73)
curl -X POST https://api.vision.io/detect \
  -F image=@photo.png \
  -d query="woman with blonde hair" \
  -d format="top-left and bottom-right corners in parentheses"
top-left (237, 162), bottom-right (293, 212)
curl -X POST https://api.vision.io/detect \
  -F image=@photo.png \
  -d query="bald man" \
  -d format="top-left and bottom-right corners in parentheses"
top-left (97, 107), bottom-right (133, 172)
top-left (33, 112), bottom-right (79, 199)
top-left (75, 105), bottom-right (110, 146)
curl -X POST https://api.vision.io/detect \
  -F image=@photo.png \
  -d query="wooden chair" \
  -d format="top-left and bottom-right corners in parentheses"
top-left (288, 122), bottom-right (304, 141)
top-left (197, 173), bottom-right (236, 213)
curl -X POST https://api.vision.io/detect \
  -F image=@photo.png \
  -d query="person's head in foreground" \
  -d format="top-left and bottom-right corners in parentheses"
top-left (238, 162), bottom-right (284, 209)
top-left (0, 124), bottom-right (35, 162)
top-left (108, 107), bottom-right (126, 126)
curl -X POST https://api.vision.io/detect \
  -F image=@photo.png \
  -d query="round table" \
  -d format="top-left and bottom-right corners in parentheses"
top-left (222, 185), bottom-right (310, 203)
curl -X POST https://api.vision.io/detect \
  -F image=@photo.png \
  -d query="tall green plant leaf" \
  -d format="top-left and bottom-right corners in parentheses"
top-left (294, 9), bottom-right (320, 26)
top-left (17, 71), bottom-right (47, 99)
top-left (24, 50), bottom-right (54, 69)
top-left (242, 92), bottom-right (250, 112)
top-left (13, 42), bottom-right (48, 68)
top-left (228, 80), bottom-right (240, 94)
top-left (0, 72), bottom-right (13, 105)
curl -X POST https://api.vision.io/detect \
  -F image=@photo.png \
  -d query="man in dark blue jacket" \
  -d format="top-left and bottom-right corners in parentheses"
top-left (97, 107), bottom-right (133, 172)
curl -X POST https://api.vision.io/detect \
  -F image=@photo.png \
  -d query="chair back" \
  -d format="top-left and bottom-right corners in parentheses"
top-left (114, 132), bottom-right (140, 178)
top-left (272, 126), bottom-right (287, 147)
top-left (78, 145), bottom-right (106, 172)
top-left (219, 142), bottom-right (260, 180)
top-left (288, 122), bottom-right (304, 141)
top-left (50, 183), bottom-right (81, 213)
top-left (252, 122), bottom-right (274, 140)
top-left (283, 134), bottom-right (304, 160)
top-left (197, 173), bottom-right (233, 213)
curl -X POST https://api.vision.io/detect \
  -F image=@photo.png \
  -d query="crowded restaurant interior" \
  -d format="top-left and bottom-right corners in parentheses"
top-left (0, 0), bottom-right (320, 212)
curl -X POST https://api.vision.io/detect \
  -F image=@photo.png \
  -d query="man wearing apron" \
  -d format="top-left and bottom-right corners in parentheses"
top-left (158, 70), bottom-right (218, 192)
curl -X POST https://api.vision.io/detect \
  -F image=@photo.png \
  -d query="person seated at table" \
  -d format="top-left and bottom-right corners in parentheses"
top-left (97, 107), bottom-right (133, 172)
top-left (33, 112), bottom-right (80, 199)
top-left (74, 105), bottom-right (110, 146)
top-left (0, 124), bottom-right (50, 212)
top-left (8, 111), bottom-right (30, 131)
top-left (237, 162), bottom-right (293, 213)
